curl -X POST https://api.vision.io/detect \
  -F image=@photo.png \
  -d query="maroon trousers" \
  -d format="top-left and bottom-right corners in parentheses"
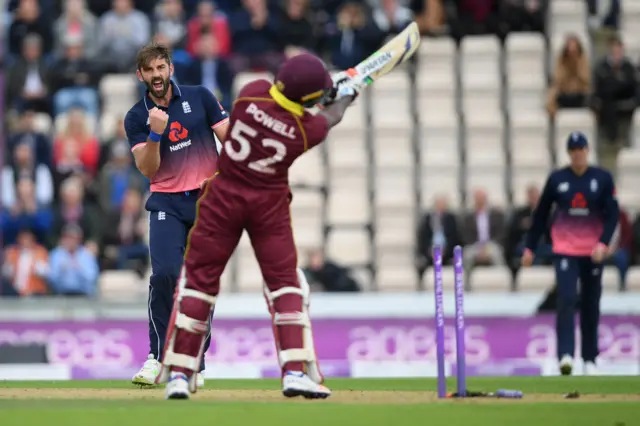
top-left (171, 177), bottom-right (305, 374)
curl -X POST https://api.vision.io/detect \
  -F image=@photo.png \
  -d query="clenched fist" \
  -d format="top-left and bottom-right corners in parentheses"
top-left (149, 107), bottom-right (169, 135)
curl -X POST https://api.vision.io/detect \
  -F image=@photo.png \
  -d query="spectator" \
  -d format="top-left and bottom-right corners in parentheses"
top-left (7, 109), bottom-right (52, 168)
top-left (186, 0), bottom-right (231, 58)
top-left (631, 212), bottom-right (640, 263)
top-left (409, 0), bottom-right (445, 35)
top-left (99, 118), bottom-right (128, 169)
top-left (371, 0), bottom-right (414, 37)
top-left (53, 108), bottom-right (100, 179)
top-left (2, 142), bottom-right (54, 209)
top-left (461, 188), bottom-right (505, 287)
top-left (329, 1), bottom-right (384, 70)
top-left (546, 35), bottom-right (591, 117)
top-left (415, 195), bottom-right (462, 278)
top-left (500, 0), bottom-right (546, 34)
top-left (591, 37), bottom-right (638, 177)
top-left (228, 0), bottom-right (284, 75)
top-left (1, 178), bottom-right (53, 246)
top-left (52, 135), bottom-right (89, 195)
top-left (50, 177), bottom-right (101, 254)
top-left (279, 0), bottom-right (317, 58)
top-left (102, 189), bottom-right (149, 276)
top-left (303, 249), bottom-right (361, 292)
top-left (97, 0), bottom-right (151, 73)
top-left (78, 0), bottom-right (157, 17)
top-left (49, 34), bottom-right (101, 117)
top-left (445, 0), bottom-right (502, 41)
top-left (587, 0), bottom-right (620, 59)
top-left (177, 28), bottom-right (234, 110)
top-left (607, 208), bottom-right (632, 291)
top-left (6, 34), bottom-right (50, 114)
top-left (154, 0), bottom-right (188, 51)
top-left (8, 0), bottom-right (53, 56)
top-left (504, 185), bottom-right (552, 280)
top-left (53, 0), bottom-right (99, 60)
top-left (48, 224), bottom-right (99, 297)
top-left (2, 228), bottom-right (50, 297)
top-left (98, 139), bottom-right (147, 212)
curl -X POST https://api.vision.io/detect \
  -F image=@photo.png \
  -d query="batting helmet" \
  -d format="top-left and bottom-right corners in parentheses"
top-left (274, 53), bottom-right (333, 108)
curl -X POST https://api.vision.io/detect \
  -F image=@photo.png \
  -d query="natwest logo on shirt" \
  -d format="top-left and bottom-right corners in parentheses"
top-left (168, 121), bottom-right (192, 152)
top-left (569, 192), bottom-right (589, 215)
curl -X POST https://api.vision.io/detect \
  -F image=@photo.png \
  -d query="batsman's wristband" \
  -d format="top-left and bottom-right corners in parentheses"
top-left (148, 131), bottom-right (162, 143)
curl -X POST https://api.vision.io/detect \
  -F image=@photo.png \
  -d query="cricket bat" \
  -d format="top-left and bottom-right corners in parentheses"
top-left (335, 21), bottom-right (421, 87)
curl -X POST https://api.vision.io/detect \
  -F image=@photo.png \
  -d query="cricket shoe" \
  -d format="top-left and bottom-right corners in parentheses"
top-left (165, 372), bottom-right (190, 400)
top-left (559, 355), bottom-right (573, 376)
top-left (584, 361), bottom-right (600, 376)
top-left (282, 371), bottom-right (331, 399)
top-left (132, 354), bottom-right (161, 386)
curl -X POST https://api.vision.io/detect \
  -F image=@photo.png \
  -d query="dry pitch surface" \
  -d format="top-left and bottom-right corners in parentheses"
top-left (1, 387), bottom-right (639, 404)
top-left (2, 379), bottom-right (639, 426)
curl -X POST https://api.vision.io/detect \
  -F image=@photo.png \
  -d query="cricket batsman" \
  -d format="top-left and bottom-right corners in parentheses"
top-left (155, 53), bottom-right (360, 400)
top-left (522, 131), bottom-right (619, 375)
top-left (124, 43), bottom-right (230, 387)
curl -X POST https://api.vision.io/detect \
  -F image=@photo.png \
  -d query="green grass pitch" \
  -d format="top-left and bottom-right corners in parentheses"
top-left (1, 377), bottom-right (639, 426)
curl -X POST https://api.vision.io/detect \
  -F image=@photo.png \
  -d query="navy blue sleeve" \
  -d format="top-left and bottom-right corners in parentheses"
top-left (525, 173), bottom-right (556, 251)
top-left (124, 109), bottom-right (149, 151)
top-left (198, 86), bottom-right (229, 129)
top-left (599, 170), bottom-right (620, 245)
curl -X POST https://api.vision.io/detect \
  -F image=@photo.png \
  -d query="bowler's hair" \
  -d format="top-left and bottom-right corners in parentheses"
top-left (136, 43), bottom-right (172, 70)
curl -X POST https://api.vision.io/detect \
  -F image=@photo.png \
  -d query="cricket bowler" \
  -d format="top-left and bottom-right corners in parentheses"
top-left (522, 131), bottom-right (619, 375)
top-left (124, 43), bottom-right (230, 387)
top-left (156, 53), bottom-right (360, 400)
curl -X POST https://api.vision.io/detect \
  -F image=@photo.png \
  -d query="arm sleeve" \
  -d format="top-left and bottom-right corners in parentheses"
top-left (132, 13), bottom-right (151, 48)
top-left (305, 115), bottom-right (330, 150)
top-left (525, 174), bottom-right (556, 251)
top-left (215, 18), bottom-right (232, 57)
top-left (124, 110), bottom-right (149, 152)
top-left (199, 86), bottom-right (229, 129)
top-left (2, 167), bottom-right (16, 209)
top-left (47, 250), bottom-right (62, 293)
top-left (79, 252), bottom-right (100, 295)
top-left (35, 165), bottom-right (54, 206)
top-left (599, 172), bottom-right (620, 245)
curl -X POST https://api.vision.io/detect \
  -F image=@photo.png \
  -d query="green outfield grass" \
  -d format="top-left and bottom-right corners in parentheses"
top-left (1, 377), bottom-right (639, 426)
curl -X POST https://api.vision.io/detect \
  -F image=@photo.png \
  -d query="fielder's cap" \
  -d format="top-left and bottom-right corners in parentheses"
top-left (567, 131), bottom-right (588, 150)
top-left (274, 53), bottom-right (333, 105)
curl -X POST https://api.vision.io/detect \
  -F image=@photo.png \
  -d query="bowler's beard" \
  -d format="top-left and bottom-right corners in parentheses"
top-left (145, 76), bottom-right (171, 99)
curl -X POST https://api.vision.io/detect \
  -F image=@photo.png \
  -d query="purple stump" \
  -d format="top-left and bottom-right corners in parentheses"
top-left (433, 245), bottom-right (446, 398)
top-left (453, 245), bottom-right (466, 397)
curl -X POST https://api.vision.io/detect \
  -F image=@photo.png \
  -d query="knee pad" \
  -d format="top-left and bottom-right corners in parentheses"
top-left (157, 267), bottom-right (216, 391)
top-left (263, 268), bottom-right (324, 384)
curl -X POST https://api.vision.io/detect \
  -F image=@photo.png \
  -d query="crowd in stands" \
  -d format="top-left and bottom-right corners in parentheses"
top-left (416, 183), bottom-right (635, 291)
top-left (1, 0), bottom-right (636, 296)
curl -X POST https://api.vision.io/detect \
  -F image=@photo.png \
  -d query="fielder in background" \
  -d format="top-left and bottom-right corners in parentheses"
top-left (124, 43), bottom-right (230, 387)
top-left (522, 131), bottom-right (619, 376)
top-left (157, 53), bottom-right (360, 400)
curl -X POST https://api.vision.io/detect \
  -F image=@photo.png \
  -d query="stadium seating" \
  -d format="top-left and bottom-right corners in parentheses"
top-left (88, 16), bottom-right (640, 294)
